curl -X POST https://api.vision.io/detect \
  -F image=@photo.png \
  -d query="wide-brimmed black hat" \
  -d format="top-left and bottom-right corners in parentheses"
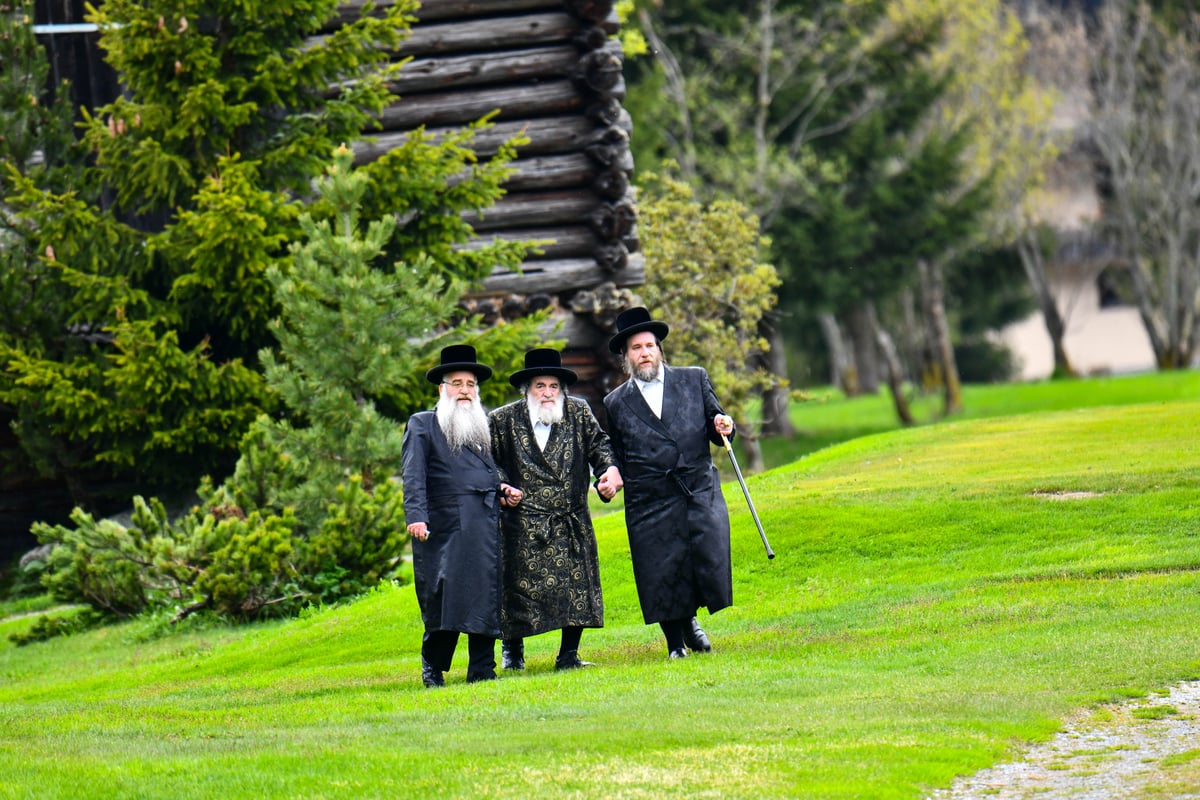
top-left (508, 348), bottom-right (578, 388)
top-left (426, 344), bottom-right (493, 385)
top-left (608, 306), bottom-right (669, 354)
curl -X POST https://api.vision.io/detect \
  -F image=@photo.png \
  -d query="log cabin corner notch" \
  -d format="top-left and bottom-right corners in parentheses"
top-left (337, 0), bottom-right (645, 407)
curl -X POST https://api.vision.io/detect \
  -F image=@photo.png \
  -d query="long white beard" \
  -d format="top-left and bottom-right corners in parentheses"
top-left (436, 392), bottom-right (491, 453)
top-left (527, 392), bottom-right (565, 426)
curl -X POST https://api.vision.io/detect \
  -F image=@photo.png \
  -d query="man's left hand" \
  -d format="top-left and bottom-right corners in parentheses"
top-left (500, 483), bottom-right (523, 508)
top-left (714, 414), bottom-right (734, 437)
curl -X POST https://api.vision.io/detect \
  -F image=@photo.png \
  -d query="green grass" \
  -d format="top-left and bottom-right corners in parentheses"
top-left (3, 375), bottom-right (1200, 798)
top-left (757, 369), bottom-right (1200, 468)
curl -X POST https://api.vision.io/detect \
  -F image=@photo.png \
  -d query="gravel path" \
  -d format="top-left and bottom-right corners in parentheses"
top-left (928, 681), bottom-right (1200, 800)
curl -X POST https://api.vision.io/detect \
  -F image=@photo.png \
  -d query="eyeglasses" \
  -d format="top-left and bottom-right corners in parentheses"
top-left (443, 379), bottom-right (478, 390)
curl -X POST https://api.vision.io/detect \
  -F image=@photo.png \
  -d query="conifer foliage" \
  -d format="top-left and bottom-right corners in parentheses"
top-left (30, 147), bottom-right (471, 621)
top-left (255, 145), bottom-right (445, 531)
top-left (0, 0), bottom-right (416, 508)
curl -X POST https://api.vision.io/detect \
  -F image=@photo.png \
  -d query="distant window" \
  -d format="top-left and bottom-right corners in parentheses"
top-left (1097, 265), bottom-right (1133, 309)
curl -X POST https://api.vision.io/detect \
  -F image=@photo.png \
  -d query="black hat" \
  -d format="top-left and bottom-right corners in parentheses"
top-left (608, 306), bottom-right (669, 354)
top-left (508, 348), bottom-right (578, 388)
top-left (426, 344), bottom-right (493, 385)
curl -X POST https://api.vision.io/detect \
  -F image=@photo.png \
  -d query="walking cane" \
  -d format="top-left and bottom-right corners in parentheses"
top-left (720, 433), bottom-right (775, 559)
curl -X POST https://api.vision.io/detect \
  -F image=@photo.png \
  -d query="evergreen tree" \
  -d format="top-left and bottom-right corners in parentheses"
top-left (254, 145), bottom-right (454, 523)
top-left (29, 146), bottom-right (532, 622)
top-left (0, 0), bottom-right (533, 513)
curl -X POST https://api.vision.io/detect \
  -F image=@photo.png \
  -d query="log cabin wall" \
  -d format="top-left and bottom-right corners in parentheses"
top-left (336, 0), bottom-right (645, 410)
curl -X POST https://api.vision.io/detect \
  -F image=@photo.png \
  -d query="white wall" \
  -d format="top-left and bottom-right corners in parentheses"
top-left (997, 273), bottom-right (1156, 380)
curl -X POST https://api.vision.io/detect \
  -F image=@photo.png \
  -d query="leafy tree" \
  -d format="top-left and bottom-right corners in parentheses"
top-left (1084, 0), bottom-right (1200, 369)
top-left (625, 1), bottom-right (958, 417)
top-left (904, 0), bottom-right (1058, 406)
top-left (625, 0), bottom-right (1048, 418)
top-left (635, 168), bottom-right (780, 471)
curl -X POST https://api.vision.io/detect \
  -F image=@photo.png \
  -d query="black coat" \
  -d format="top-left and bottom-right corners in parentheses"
top-left (401, 410), bottom-right (502, 637)
top-left (489, 396), bottom-right (616, 638)
top-left (603, 366), bottom-right (733, 624)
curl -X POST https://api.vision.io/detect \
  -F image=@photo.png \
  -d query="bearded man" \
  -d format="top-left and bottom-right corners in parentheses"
top-left (402, 344), bottom-right (522, 687)
top-left (488, 348), bottom-right (622, 672)
top-left (602, 307), bottom-right (735, 660)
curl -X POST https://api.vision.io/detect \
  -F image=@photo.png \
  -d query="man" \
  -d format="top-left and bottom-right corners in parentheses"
top-left (602, 307), bottom-right (735, 659)
top-left (489, 347), bottom-right (623, 671)
top-left (401, 344), bottom-right (522, 687)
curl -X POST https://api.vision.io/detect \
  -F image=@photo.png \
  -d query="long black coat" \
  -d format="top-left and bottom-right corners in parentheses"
top-left (401, 410), bottom-right (502, 637)
top-left (489, 396), bottom-right (616, 638)
top-left (603, 366), bottom-right (733, 624)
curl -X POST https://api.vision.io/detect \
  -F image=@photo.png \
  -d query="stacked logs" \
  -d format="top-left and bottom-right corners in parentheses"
top-left (335, 0), bottom-right (644, 404)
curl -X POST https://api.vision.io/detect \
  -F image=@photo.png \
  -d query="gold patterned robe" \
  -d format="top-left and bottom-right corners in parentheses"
top-left (488, 396), bottom-right (617, 638)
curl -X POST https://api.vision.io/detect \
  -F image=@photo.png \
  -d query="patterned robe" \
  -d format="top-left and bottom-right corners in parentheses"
top-left (489, 396), bottom-right (617, 638)
top-left (603, 366), bottom-right (733, 624)
top-left (401, 410), bottom-right (503, 637)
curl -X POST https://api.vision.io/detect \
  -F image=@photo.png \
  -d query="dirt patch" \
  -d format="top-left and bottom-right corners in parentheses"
top-left (1031, 490), bottom-right (1105, 500)
top-left (929, 681), bottom-right (1200, 799)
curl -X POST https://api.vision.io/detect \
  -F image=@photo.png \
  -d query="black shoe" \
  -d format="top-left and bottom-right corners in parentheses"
top-left (421, 658), bottom-right (445, 688)
top-left (554, 650), bottom-right (594, 671)
top-left (466, 670), bottom-right (498, 684)
top-left (682, 617), bottom-right (712, 653)
top-left (668, 647), bottom-right (689, 660)
top-left (501, 638), bottom-right (525, 671)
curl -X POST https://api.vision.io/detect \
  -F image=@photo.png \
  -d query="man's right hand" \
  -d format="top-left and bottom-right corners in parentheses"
top-left (408, 522), bottom-right (429, 542)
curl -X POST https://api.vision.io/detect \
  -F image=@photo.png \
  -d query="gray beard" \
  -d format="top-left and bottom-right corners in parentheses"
top-left (527, 393), bottom-right (565, 426)
top-left (627, 356), bottom-right (662, 383)
top-left (436, 392), bottom-right (491, 453)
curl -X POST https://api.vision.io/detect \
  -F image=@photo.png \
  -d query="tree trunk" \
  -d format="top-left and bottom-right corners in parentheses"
top-left (867, 303), bottom-right (915, 426)
top-left (737, 432), bottom-right (765, 474)
top-left (818, 311), bottom-right (857, 395)
top-left (847, 303), bottom-right (881, 394)
top-left (757, 312), bottom-right (794, 437)
top-left (918, 259), bottom-right (962, 416)
top-left (1017, 230), bottom-right (1076, 378)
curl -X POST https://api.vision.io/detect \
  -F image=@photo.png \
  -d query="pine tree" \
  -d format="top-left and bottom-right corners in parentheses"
top-left (29, 147), bottom-right (531, 621)
top-left (0, 0), bottom-right (535, 512)
top-left (256, 145), bottom-right (453, 521)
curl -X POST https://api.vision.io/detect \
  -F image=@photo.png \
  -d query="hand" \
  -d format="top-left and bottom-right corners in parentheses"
top-left (596, 466), bottom-right (623, 500)
top-left (408, 521), bottom-right (429, 542)
top-left (714, 414), bottom-right (734, 438)
top-left (500, 483), bottom-right (523, 508)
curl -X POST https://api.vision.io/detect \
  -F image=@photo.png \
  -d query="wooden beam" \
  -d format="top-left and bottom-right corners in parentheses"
top-left (478, 254), bottom-right (645, 294)
top-left (390, 44), bottom-right (577, 94)
top-left (332, 0), bottom-right (562, 28)
top-left (379, 78), bottom-right (597, 129)
top-left (330, 1), bottom-right (619, 34)
top-left (388, 39), bottom-right (623, 95)
top-left (460, 225), bottom-right (598, 259)
top-left (465, 189), bottom-right (605, 230)
top-left (501, 153), bottom-right (597, 192)
top-left (354, 111), bottom-right (631, 162)
top-left (397, 12), bottom-right (580, 57)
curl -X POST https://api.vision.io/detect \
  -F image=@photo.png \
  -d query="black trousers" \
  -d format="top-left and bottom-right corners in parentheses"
top-left (422, 629), bottom-right (497, 679)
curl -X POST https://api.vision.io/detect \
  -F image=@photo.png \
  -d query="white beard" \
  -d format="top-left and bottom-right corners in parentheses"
top-left (436, 392), bottom-right (491, 453)
top-left (527, 392), bottom-right (565, 426)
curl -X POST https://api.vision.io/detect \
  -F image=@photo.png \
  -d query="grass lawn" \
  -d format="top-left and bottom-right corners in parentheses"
top-left (757, 368), bottom-right (1200, 468)
top-left (1, 373), bottom-right (1199, 798)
